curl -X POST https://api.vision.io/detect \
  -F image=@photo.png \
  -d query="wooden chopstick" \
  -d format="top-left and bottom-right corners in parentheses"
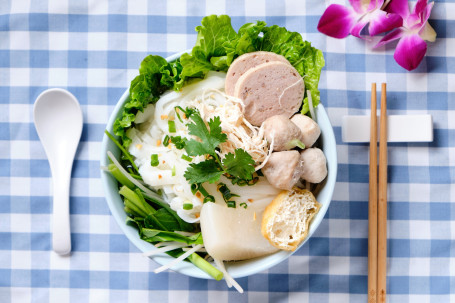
top-left (377, 83), bottom-right (388, 302)
top-left (368, 83), bottom-right (378, 303)
top-left (368, 83), bottom-right (388, 303)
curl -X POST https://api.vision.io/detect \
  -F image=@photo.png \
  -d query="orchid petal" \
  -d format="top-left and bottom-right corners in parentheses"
top-left (421, 1), bottom-right (434, 24)
top-left (349, 0), bottom-right (365, 14)
top-left (394, 34), bottom-right (427, 71)
top-left (375, 28), bottom-right (404, 48)
top-left (350, 19), bottom-right (369, 38)
top-left (368, 10), bottom-right (403, 36)
top-left (367, 0), bottom-right (384, 11)
top-left (414, 0), bottom-right (428, 16)
top-left (420, 22), bottom-right (437, 42)
top-left (407, 13), bottom-right (421, 29)
top-left (317, 4), bottom-right (357, 39)
top-left (386, 0), bottom-right (410, 18)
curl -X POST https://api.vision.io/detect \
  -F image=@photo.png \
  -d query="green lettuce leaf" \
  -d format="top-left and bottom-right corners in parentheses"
top-left (180, 15), bottom-right (238, 79)
top-left (257, 25), bottom-right (325, 114)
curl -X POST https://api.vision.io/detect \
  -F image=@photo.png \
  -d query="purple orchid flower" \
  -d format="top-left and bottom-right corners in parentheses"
top-left (317, 0), bottom-right (402, 39)
top-left (375, 0), bottom-right (436, 71)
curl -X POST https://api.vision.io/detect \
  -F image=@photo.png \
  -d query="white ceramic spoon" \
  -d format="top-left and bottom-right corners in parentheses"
top-left (34, 88), bottom-right (83, 255)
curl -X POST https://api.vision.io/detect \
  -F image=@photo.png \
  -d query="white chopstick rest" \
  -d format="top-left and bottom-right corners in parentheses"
top-left (342, 114), bottom-right (433, 143)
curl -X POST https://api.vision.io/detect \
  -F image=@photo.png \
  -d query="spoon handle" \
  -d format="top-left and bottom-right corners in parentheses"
top-left (51, 164), bottom-right (72, 255)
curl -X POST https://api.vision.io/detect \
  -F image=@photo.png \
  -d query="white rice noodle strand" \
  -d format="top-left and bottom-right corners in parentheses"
top-left (143, 244), bottom-right (187, 257)
top-left (214, 258), bottom-right (244, 293)
top-left (154, 244), bottom-right (203, 274)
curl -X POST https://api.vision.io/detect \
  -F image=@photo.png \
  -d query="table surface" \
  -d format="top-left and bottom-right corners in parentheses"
top-left (1, 0), bottom-right (454, 302)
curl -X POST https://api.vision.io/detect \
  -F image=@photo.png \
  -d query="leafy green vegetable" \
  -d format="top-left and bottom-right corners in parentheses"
top-left (104, 130), bottom-right (139, 173)
top-left (181, 111), bottom-right (255, 185)
top-left (145, 209), bottom-right (181, 231)
top-left (119, 186), bottom-right (156, 217)
top-left (180, 15), bottom-right (238, 79)
top-left (142, 192), bottom-right (195, 232)
top-left (184, 114), bottom-right (227, 157)
top-left (257, 25), bottom-right (325, 113)
top-left (222, 149), bottom-right (256, 181)
top-left (106, 163), bottom-right (135, 190)
top-left (113, 55), bottom-right (183, 148)
top-left (140, 228), bottom-right (203, 245)
top-left (184, 158), bottom-right (224, 184)
top-left (224, 21), bottom-right (267, 64)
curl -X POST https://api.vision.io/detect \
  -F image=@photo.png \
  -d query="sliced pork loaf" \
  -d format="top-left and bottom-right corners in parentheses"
top-left (225, 51), bottom-right (290, 96)
top-left (234, 61), bottom-right (304, 126)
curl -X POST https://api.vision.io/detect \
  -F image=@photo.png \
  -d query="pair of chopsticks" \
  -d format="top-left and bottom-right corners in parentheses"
top-left (368, 83), bottom-right (388, 303)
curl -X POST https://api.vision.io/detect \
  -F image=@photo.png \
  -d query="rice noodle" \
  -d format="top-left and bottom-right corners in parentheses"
top-left (154, 244), bottom-right (203, 274)
top-left (214, 258), bottom-right (244, 293)
top-left (143, 243), bottom-right (188, 257)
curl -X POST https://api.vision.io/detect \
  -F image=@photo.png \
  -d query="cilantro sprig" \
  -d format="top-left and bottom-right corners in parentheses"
top-left (182, 111), bottom-right (255, 185)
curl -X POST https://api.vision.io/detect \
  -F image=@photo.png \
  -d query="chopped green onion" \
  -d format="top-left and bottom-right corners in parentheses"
top-left (191, 183), bottom-right (199, 195)
top-left (197, 185), bottom-right (210, 197)
top-left (170, 136), bottom-right (186, 149)
top-left (203, 195), bottom-right (215, 203)
top-left (168, 120), bottom-right (176, 133)
top-left (183, 203), bottom-right (193, 210)
top-left (172, 165), bottom-right (176, 176)
top-left (226, 201), bottom-right (236, 208)
top-left (286, 139), bottom-right (305, 150)
top-left (174, 106), bottom-right (185, 123)
top-left (163, 135), bottom-right (170, 147)
top-left (181, 154), bottom-right (192, 162)
top-left (150, 154), bottom-right (159, 167)
top-left (239, 202), bottom-right (248, 209)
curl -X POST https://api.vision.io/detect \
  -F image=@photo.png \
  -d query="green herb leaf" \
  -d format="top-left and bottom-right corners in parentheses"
top-left (222, 148), bottom-right (255, 181)
top-left (184, 113), bottom-right (227, 157)
top-left (184, 158), bottom-right (224, 184)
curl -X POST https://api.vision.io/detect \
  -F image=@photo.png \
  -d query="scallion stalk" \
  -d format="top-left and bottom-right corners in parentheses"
top-left (168, 120), bottom-right (176, 133)
top-left (183, 203), bottom-right (193, 210)
top-left (151, 154), bottom-right (159, 166)
top-left (181, 154), bottom-right (192, 162)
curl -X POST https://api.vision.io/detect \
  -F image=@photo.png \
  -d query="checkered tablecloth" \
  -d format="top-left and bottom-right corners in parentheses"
top-left (0, 0), bottom-right (454, 302)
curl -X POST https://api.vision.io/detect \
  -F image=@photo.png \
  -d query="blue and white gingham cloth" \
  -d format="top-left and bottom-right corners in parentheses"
top-left (0, 0), bottom-right (454, 302)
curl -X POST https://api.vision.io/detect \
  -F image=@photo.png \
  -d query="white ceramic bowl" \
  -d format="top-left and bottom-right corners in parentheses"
top-left (100, 51), bottom-right (337, 279)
